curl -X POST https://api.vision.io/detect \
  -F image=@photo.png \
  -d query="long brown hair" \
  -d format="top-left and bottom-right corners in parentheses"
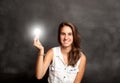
top-left (58, 22), bottom-right (81, 67)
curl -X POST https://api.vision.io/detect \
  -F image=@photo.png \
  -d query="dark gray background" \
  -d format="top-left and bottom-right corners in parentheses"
top-left (0, 0), bottom-right (120, 83)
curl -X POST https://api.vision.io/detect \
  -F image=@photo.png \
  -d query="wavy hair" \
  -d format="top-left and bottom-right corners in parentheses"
top-left (58, 22), bottom-right (81, 67)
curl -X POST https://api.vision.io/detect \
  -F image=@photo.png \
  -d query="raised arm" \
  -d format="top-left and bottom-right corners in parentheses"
top-left (33, 36), bottom-right (53, 79)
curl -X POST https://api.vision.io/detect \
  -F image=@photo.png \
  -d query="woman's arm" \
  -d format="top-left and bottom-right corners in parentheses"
top-left (33, 36), bottom-right (53, 79)
top-left (35, 49), bottom-right (53, 79)
top-left (74, 52), bottom-right (87, 83)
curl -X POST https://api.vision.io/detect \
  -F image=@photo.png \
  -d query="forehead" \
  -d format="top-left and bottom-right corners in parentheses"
top-left (61, 26), bottom-right (72, 32)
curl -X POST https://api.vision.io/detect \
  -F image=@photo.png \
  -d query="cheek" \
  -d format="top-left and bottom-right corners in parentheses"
top-left (71, 38), bottom-right (73, 43)
top-left (70, 36), bottom-right (73, 40)
top-left (60, 36), bottom-right (63, 43)
top-left (60, 35), bottom-right (64, 40)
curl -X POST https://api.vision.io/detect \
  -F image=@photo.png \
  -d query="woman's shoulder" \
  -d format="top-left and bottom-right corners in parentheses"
top-left (80, 52), bottom-right (87, 62)
top-left (46, 46), bottom-right (60, 54)
top-left (52, 46), bottom-right (60, 49)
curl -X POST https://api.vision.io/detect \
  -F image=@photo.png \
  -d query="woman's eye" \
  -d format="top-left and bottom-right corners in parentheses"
top-left (61, 33), bottom-right (65, 35)
top-left (68, 33), bottom-right (72, 36)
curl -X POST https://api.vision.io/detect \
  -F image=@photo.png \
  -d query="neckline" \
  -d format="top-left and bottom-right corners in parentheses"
top-left (59, 46), bottom-right (68, 66)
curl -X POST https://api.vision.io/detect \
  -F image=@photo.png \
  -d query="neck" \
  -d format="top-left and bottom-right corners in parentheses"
top-left (61, 46), bottom-right (72, 56)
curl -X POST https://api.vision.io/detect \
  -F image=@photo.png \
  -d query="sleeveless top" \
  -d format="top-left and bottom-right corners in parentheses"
top-left (48, 46), bottom-right (81, 83)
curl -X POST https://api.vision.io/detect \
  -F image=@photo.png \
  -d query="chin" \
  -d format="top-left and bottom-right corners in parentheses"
top-left (62, 44), bottom-right (72, 48)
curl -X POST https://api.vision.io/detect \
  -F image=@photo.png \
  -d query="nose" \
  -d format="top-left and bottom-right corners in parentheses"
top-left (64, 35), bottom-right (68, 39)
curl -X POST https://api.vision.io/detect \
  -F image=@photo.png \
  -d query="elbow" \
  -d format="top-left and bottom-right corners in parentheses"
top-left (36, 76), bottom-right (42, 80)
top-left (36, 74), bottom-right (43, 80)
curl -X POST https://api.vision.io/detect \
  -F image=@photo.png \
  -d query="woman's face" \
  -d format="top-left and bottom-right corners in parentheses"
top-left (60, 26), bottom-right (73, 48)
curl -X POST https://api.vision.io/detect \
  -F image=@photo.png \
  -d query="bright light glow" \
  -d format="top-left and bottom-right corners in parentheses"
top-left (26, 21), bottom-right (46, 41)
top-left (32, 23), bottom-right (45, 39)
top-left (33, 26), bottom-right (41, 37)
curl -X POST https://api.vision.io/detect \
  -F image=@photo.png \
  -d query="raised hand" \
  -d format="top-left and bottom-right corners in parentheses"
top-left (33, 36), bottom-right (44, 55)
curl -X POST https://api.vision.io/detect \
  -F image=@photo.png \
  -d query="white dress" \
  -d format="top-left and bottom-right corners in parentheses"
top-left (48, 46), bottom-right (81, 83)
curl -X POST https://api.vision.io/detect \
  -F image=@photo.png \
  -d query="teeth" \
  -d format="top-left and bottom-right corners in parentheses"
top-left (64, 41), bottom-right (69, 43)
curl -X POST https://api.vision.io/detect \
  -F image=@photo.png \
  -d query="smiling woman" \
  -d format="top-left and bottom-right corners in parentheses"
top-left (33, 22), bottom-right (87, 83)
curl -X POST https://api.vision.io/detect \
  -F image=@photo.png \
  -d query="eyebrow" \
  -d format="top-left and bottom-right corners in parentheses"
top-left (60, 32), bottom-right (73, 34)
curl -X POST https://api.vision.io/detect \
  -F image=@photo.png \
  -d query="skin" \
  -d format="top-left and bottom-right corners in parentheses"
top-left (33, 25), bottom-right (86, 83)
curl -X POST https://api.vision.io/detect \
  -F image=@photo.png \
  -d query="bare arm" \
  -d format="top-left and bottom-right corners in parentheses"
top-left (74, 52), bottom-right (87, 83)
top-left (33, 36), bottom-right (53, 79)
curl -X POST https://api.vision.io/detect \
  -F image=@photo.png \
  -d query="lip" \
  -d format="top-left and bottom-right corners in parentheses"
top-left (63, 41), bottom-right (70, 44)
top-left (63, 41), bottom-right (69, 44)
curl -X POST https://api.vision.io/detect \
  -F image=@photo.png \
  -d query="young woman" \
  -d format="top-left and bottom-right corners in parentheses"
top-left (33, 22), bottom-right (86, 83)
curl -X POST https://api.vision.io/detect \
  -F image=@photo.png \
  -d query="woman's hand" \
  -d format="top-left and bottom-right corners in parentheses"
top-left (33, 36), bottom-right (44, 55)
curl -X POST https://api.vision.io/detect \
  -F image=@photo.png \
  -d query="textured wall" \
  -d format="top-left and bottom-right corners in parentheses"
top-left (0, 0), bottom-right (120, 83)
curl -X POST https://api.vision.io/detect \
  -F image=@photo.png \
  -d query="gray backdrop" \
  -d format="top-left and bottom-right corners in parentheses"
top-left (0, 0), bottom-right (120, 83)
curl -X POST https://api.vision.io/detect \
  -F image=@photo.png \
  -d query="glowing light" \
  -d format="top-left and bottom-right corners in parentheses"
top-left (33, 26), bottom-right (42, 37)
top-left (26, 21), bottom-right (46, 41)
